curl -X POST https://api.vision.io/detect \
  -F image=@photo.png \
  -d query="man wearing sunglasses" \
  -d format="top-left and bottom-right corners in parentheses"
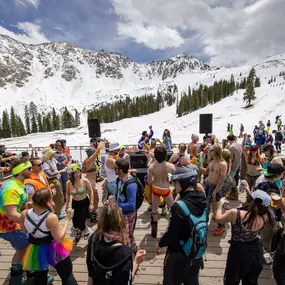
top-left (24, 158), bottom-right (54, 209)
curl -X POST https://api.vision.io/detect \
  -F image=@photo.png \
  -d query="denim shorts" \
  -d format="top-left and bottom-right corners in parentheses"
top-left (205, 183), bottom-right (222, 203)
top-left (0, 229), bottom-right (29, 250)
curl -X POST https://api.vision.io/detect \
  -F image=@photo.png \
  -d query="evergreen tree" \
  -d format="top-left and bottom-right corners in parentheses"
top-left (46, 113), bottom-right (52, 132)
top-left (74, 109), bottom-right (80, 127)
top-left (16, 115), bottom-right (26, 136)
top-left (10, 107), bottom-right (17, 137)
top-left (31, 115), bottom-right (38, 133)
top-left (2, 110), bottom-right (11, 138)
top-left (255, 77), bottom-right (261, 87)
top-left (38, 114), bottom-right (43, 132)
top-left (243, 68), bottom-right (256, 106)
top-left (52, 108), bottom-right (60, 130)
top-left (24, 105), bottom-right (31, 134)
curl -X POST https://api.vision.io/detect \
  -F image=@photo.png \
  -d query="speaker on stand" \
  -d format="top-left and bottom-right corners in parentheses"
top-left (88, 119), bottom-right (101, 138)
top-left (199, 114), bottom-right (213, 136)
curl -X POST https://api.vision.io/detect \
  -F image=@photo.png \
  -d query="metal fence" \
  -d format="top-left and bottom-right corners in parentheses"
top-left (5, 144), bottom-right (184, 163)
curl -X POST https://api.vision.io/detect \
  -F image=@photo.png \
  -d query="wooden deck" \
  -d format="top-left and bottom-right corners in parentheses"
top-left (0, 190), bottom-right (276, 285)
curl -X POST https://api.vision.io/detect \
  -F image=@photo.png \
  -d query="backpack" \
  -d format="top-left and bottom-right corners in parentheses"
top-left (176, 200), bottom-right (208, 259)
top-left (118, 177), bottom-right (145, 210)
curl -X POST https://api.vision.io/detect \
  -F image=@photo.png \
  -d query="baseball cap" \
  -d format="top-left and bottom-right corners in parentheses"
top-left (262, 163), bottom-right (285, 177)
top-left (252, 190), bottom-right (272, 207)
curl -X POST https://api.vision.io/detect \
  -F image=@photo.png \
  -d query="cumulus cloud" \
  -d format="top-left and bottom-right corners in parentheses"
top-left (112, 0), bottom-right (285, 65)
top-left (0, 22), bottom-right (49, 44)
top-left (118, 23), bottom-right (184, 49)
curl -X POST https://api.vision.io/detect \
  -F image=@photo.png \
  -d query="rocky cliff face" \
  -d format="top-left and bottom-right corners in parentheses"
top-left (0, 34), bottom-right (211, 88)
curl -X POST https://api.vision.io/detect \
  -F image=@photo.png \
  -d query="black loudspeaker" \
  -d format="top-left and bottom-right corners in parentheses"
top-left (199, 114), bottom-right (213, 134)
top-left (129, 153), bottom-right (148, 169)
top-left (88, 119), bottom-right (101, 138)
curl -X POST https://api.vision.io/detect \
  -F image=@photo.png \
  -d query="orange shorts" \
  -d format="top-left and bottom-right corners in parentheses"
top-left (152, 185), bottom-right (171, 198)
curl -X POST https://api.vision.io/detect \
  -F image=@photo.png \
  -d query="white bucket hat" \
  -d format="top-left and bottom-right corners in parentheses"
top-left (108, 143), bottom-right (120, 152)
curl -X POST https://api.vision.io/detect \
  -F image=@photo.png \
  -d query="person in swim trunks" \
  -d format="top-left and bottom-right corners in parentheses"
top-left (147, 146), bottom-right (175, 238)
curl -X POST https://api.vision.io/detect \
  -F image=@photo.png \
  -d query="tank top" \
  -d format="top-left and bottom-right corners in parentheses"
top-left (24, 209), bottom-right (51, 238)
top-left (104, 157), bottom-right (118, 182)
top-left (231, 209), bottom-right (263, 242)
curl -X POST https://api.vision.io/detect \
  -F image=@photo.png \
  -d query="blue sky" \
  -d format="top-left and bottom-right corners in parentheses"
top-left (0, 0), bottom-right (284, 65)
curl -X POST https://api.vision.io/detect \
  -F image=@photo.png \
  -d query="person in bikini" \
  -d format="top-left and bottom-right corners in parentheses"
top-left (200, 144), bottom-right (228, 236)
top-left (66, 164), bottom-right (94, 243)
top-left (169, 143), bottom-right (191, 168)
top-left (263, 144), bottom-right (283, 169)
top-left (242, 134), bottom-right (263, 192)
top-left (147, 146), bottom-right (175, 238)
top-left (187, 134), bottom-right (199, 159)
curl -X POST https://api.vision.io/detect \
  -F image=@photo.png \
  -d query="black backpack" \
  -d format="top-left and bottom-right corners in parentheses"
top-left (117, 177), bottom-right (145, 210)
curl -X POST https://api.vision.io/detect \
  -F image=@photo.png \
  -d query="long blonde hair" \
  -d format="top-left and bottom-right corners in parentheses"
top-left (222, 149), bottom-right (232, 173)
top-left (95, 203), bottom-right (127, 245)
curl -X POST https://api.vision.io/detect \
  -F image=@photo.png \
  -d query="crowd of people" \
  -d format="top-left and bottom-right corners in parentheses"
top-left (0, 125), bottom-right (285, 285)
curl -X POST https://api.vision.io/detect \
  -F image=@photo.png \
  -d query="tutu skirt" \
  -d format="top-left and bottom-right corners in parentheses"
top-left (22, 238), bottom-right (73, 271)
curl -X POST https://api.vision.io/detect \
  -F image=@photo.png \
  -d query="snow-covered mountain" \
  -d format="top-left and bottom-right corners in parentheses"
top-left (0, 34), bottom-right (285, 148)
top-left (0, 34), bottom-right (211, 113)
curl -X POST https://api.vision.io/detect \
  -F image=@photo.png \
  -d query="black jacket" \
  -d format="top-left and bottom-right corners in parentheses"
top-left (87, 235), bottom-right (133, 285)
top-left (256, 181), bottom-right (280, 195)
top-left (158, 190), bottom-right (208, 252)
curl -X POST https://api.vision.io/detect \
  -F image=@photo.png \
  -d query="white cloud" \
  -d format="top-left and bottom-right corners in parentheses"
top-left (16, 0), bottom-right (40, 8)
top-left (112, 0), bottom-right (285, 65)
top-left (0, 22), bottom-right (49, 45)
top-left (118, 23), bottom-right (184, 49)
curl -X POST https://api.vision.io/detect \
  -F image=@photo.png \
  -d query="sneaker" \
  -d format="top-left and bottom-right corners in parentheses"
top-left (73, 229), bottom-right (81, 243)
top-left (160, 206), bottom-right (167, 216)
top-left (147, 204), bottom-right (152, 211)
top-left (48, 274), bottom-right (54, 284)
top-left (213, 227), bottom-right (225, 236)
top-left (58, 213), bottom-right (66, 220)
top-left (82, 227), bottom-right (92, 239)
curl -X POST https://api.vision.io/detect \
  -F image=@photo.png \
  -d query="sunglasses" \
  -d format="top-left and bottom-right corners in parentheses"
top-left (36, 162), bottom-right (43, 167)
top-left (56, 144), bottom-right (62, 147)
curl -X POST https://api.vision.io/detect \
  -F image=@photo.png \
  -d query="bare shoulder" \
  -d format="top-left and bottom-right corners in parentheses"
top-left (166, 162), bottom-right (175, 171)
top-left (46, 212), bottom-right (59, 227)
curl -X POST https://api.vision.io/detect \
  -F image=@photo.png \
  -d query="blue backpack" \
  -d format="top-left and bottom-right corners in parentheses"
top-left (176, 200), bottom-right (208, 259)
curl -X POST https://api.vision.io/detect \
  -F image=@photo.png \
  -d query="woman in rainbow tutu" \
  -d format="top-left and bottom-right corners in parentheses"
top-left (19, 188), bottom-right (78, 285)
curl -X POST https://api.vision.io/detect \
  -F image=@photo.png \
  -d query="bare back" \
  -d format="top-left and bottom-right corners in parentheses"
top-left (188, 142), bottom-right (198, 157)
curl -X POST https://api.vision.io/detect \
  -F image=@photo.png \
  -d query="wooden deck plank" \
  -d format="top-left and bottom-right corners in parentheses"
top-left (0, 189), bottom-right (276, 285)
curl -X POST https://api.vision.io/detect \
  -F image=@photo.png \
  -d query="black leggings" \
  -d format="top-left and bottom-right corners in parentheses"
top-left (224, 240), bottom-right (263, 285)
top-left (72, 197), bottom-right (90, 231)
top-left (27, 256), bottom-right (77, 285)
top-left (163, 250), bottom-right (202, 285)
